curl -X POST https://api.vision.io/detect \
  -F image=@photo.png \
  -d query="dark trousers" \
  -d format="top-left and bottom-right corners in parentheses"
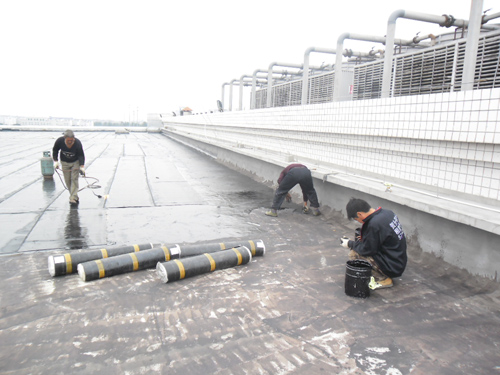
top-left (271, 167), bottom-right (319, 210)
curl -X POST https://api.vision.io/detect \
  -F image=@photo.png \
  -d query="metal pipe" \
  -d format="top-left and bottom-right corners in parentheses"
top-left (251, 71), bottom-right (259, 109)
top-left (221, 83), bottom-right (227, 112)
top-left (302, 47), bottom-right (337, 105)
top-left (334, 32), bottom-right (419, 101)
top-left (252, 69), bottom-right (303, 109)
top-left (343, 49), bottom-right (384, 58)
top-left (413, 33), bottom-right (437, 45)
top-left (304, 46), bottom-right (381, 104)
top-left (267, 62), bottom-right (303, 108)
top-left (232, 78), bottom-right (267, 83)
top-left (239, 74), bottom-right (248, 110)
top-left (238, 75), bottom-right (272, 110)
top-left (462, 0), bottom-right (484, 91)
top-left (483, 11), bottom-right (500, 23)
top-left (229, 79), bottom-right (257, 111)
top-left (380, 9), bottom-right (492, 97)
top-left (242, 73), bottom-right (292, 110)
top-left (229, 79), bottom-right (236, 111)
top-left (156, 246), bottom-right (252, 283)
top-left (48, 243), bottom-right (159, 277)
top-left (266, 62), bottom-right (330, 107)
top-left (229, 77), bottom-right (267, 111)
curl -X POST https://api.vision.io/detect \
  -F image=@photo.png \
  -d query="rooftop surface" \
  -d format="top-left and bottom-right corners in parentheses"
top-left (1, 130), bottom-right (499, 374)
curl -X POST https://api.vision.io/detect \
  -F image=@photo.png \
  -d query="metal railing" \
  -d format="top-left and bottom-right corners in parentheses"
top-left (253, 29), bottom-right (500, 108)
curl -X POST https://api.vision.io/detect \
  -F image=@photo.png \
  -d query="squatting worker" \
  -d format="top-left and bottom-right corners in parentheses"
top-left (53, 130), bottom-right (85, 205)
top-left (265, 163), bottom-right (320, 217)
top-left (340, 198), bottom-right (407, 289)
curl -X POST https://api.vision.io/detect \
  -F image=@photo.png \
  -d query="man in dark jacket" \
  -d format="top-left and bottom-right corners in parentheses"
top-left (53, 130), bottom-right (85, 205)
top-left (265, 163), bottom-right (320, 217)
top-left (340, 198), bottom-right (407, 289)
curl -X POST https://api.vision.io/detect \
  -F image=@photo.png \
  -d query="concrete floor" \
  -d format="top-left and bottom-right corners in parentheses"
top-left (1, 130), bottom-right (500, 375)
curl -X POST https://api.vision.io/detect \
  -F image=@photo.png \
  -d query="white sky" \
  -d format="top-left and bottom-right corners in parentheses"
top-left (0, 0), bottom-right (497, 121)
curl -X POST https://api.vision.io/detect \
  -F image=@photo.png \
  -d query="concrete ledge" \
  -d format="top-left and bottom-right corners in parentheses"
top-left (321, 172), bottom-right (500, 236)
top-left (162, 129), bottom-right (500, 236)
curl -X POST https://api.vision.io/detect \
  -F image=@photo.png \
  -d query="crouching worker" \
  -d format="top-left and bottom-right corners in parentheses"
top-left (340, 198), bottom-right (407, 289)
top-left (265, 163), bottom-right (320, 217)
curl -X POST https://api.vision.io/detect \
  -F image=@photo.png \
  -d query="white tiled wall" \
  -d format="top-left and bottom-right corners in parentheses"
top-left (164, 88), bottom-right (500, 201)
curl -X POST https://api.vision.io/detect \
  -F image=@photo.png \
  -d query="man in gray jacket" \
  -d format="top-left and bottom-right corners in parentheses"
top-left (53, 130), bottom-right (86, 205)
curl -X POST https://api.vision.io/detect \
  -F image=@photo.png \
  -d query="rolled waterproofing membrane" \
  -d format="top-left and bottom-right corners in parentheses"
top-left (179, 239), bottom-right (265, 257)
top-left (50, 239), bottom-right (264, 277)
top-left (78, 245), bottom-right (179, 282)
top-left (48, 243), bottom-right (159, 277)
top-left (156, 246), bottom-right (252, 283)
top-left (77, 239), bottom-right (265, 282)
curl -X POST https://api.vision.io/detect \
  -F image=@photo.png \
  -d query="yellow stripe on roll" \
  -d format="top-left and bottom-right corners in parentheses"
top-left (220, 243), bottom-right (226, 250)
top-left (248, 240), bottom-right (256, 255)
top-left (174, 259), bottom-right (185, 279)
top-left (204, 253), bottom-right (216, 271)
top-left (101, 249), bottom-right (108, 258)
top-left (162, 246), bottom-right (170, 261)
top-left (96, 260), bottom-right (105, 278)
top-left (129, 253), bottom-right (139, 271)
top-left (133, 244), bottom-right (140, 252)
top-left (233, 248), bottom-right (243, 265)
top-left (64, 254), bottom-right (72, 274)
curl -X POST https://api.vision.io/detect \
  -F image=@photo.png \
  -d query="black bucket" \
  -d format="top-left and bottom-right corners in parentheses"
top-left (345, 259), bottom-right (372, 298)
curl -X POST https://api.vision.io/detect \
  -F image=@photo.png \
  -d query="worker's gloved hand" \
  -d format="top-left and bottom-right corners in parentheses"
top-left (340, 237), bottom-right (351, 249)
top-left (54, 161), bottom-right (59, 170)
top-left (79, 166), bottom-right (85, 176)
top-left (285, 193), bottom-right (292, 203)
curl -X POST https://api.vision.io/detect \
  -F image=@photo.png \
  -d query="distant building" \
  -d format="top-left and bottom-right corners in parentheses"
top-left (181, 107), bottom-right (193, 116)
top-left (0, 116), bottom-right (19, 125)
top-left (0, 115), bottom-right (94, 127)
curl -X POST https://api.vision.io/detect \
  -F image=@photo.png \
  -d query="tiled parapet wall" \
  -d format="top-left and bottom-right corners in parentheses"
top-left (163, 88), bottom-right (500, 203)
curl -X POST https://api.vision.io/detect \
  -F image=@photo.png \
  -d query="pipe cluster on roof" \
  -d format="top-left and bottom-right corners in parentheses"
top-left (221, 6), bottom-right (500, 111)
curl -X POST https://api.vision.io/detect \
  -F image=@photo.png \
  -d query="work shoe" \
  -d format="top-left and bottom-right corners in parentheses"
top-left (369, 276), bottom-right (393, 290)
top-left (69, 199), bottom-right (77, 205)
top-left (311, 207), bottom-right (321, 216)
top-left (302, 206), bottom-right (310, 214)
top-left (265, 209), bottom-right (278, 217)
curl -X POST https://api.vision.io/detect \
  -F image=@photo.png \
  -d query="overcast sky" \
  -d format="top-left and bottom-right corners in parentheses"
top-left (0, 0), bottom-right (497, 122)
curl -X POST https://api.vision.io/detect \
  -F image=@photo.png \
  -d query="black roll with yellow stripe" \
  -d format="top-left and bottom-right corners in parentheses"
top-left (48, 243), bottom-right (160, 277)
top-left (77, 245), bottom-right (178, 282)
top-left (179, 239), bottom-right (265, 258)
top-left (156, 246), bottom-right (252, 284)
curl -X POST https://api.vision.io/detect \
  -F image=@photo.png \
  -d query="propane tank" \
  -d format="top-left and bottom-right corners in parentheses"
top-left (40, 151), bottom-right (54, 179)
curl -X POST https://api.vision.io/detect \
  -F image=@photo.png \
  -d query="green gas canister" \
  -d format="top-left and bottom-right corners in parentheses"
top-left (40, 151), bottom-right (54, 179)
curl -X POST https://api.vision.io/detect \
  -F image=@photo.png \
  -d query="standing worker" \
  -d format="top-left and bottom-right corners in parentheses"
top-left (53, 130), bottom-right (86, 205)
top-left (340, 198), bottom-right (407, 289)
top-left (265, 163), bottom-right (321, 217)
